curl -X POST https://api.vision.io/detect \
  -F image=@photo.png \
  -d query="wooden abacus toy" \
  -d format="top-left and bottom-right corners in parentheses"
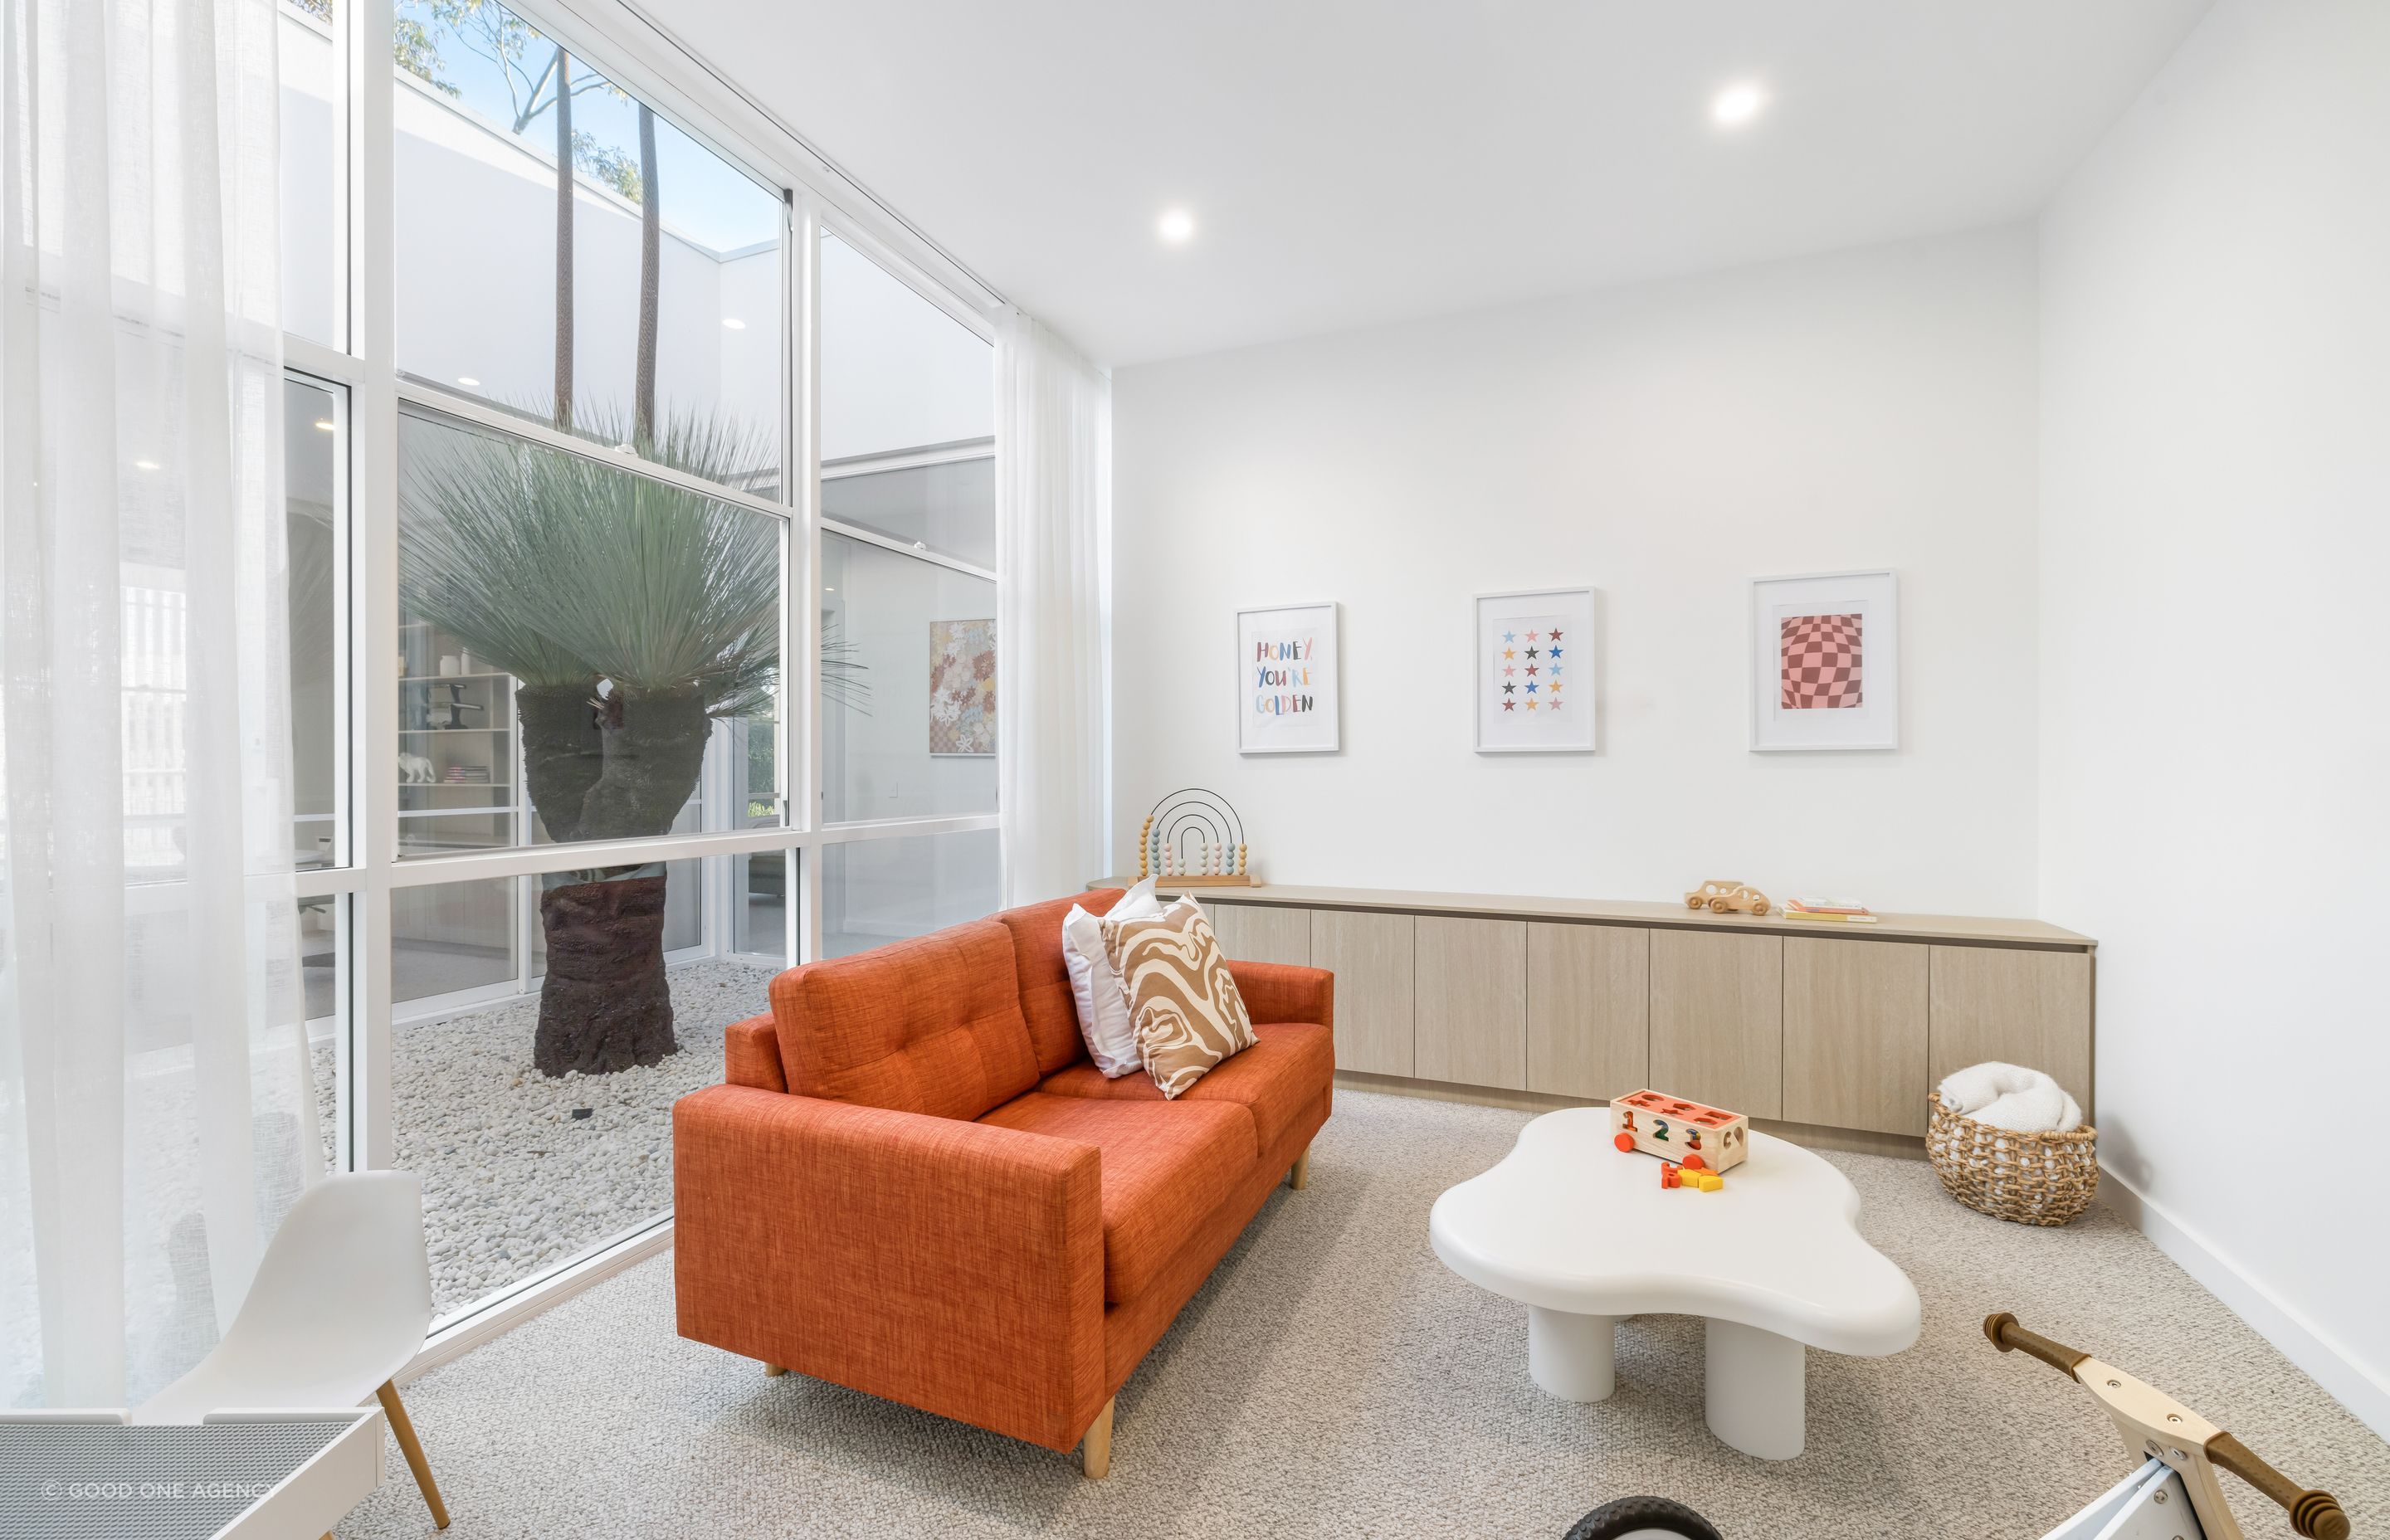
top-left (1138, 787), bottom-right (1256, 888)
top-left (1609, 1089), bottom-right (1749, 1173)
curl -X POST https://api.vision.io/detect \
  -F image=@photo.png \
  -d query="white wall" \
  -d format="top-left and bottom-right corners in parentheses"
top-left (1114, 227), bottom-right (2041, 913)
top-left (2040, 0), bottom-right (2390, 1434)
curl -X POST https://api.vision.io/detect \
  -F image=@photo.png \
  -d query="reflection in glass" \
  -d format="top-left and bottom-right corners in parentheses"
top-left (398, 407), bottom-right (781, 1075)
top-left (285, 379), bottom-right (344, 868)
top-left (820, 451), bottom-right (995, 571)
top-left (819, 830), bottom-right (999, 959)
top-left (733, 850), bottom-right (787, 961)
top-left (822, 534), bottom-right (997, 823)
top-left (393, 0), bottom-right (783, 493)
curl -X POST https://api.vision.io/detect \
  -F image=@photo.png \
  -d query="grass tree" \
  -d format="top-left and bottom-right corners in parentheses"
top-left (400, 414), bottom-right (784, 1075)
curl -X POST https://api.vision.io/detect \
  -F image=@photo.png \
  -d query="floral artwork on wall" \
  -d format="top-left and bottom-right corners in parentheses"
top-left (929, 618), bottom-right (996, 756)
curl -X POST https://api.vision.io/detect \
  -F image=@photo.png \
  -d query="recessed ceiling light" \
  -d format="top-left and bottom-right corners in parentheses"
top-left (1157, 208), bottom-right (1195, 244)
top-left (313, 418), bottom-right (336, 431)
top-left (1711, 81), bottom-right (1768, 128)
top-left (456, 375), bottom-right (480, 387)
top-left (722, 317), bottom-right (746, 330)
top-left (133, 458), bottom-right (160, 470)
top-left (823, 586), bottom-right (836, 593)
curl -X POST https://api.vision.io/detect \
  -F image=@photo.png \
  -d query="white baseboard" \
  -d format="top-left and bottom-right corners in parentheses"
top-left (398, 1220), bottom-right (675, 1386)
top-left (2100, 1167), bottom-right (2389, 1439)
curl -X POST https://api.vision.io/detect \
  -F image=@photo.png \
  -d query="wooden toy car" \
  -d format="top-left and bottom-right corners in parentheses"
top-left (1685, 879), bottom-right (1770, 917)
top-left (1609, 1089), bottom-right (1749, 1172)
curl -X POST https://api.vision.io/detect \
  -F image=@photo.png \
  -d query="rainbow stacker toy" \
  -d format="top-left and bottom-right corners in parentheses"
top-left (1609, 1089), bottom-right (1749, 1173)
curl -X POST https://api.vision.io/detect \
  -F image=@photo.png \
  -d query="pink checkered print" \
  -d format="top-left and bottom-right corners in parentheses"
top-left (1780, 612), bottom-right (1863, 709)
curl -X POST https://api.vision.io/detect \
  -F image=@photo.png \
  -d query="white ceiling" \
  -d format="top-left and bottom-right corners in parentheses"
top-left (658, 0), bottom-right (2213, 368)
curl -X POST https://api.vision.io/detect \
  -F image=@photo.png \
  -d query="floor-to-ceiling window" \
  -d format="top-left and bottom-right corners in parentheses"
top-left (279, 0), bottom-right (1000, 1328)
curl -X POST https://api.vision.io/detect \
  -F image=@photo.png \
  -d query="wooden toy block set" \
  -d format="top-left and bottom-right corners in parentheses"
top-left (1610, 1089), bottom-right (1749, 1192)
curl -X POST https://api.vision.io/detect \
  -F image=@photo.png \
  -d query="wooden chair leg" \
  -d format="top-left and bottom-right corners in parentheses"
top-left (1080, 1396), bottom-right (1115, 1479)
top-left (376, 1381), bottom-right (451, 1530)
top-left (763, 1362), bottom-right (787, 1377)
top-left (1289, 1145), bottom-right (1312, 1190)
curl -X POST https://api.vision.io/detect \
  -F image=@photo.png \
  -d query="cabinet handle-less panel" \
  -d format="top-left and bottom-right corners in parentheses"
top-left (1525, 923), bottom-right (1649, 1100)
top-left (1649, 930), bottom-right (1783, 1118)
top-left (1310, 909), bottom-right (1415, 1077)
top-left (1413, 916), bottom-right (1528, 1090)
top-left (1783, 938), bottom-right (1929, 1135)
top-left (1929, 946), bottom-right (2094, 1117)
top-left (1205, 901), bottom-right (1311, 967)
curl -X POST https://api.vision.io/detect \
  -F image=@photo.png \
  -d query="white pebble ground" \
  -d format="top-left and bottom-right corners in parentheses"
top-left (314, 958), bottom-right (778, 1316)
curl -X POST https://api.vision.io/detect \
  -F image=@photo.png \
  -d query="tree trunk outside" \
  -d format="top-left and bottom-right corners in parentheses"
top-left (533, 875), bottom-right (674, 1075)
top-left (516, 685), bottom-right (711, 1075)
top-left (634, 103), bottom-right (659, 447)
top-left (553, 48), bottom-right (576, 431)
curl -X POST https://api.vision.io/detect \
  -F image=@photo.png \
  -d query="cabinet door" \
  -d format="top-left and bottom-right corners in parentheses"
top-left (1649, 930), bottom-right (1783, 1117)
top-left (1929, 947), bottom-right (2095, 1116)
top-left (1205, 901), bottom-right (1310, 966)
top-left (1526, 924), bottom-right (1649, 1101)
top-left (1309, 909), bottom-right (1415, 1077)
top-left (1783, 938), bottom-right (1929, 1135)
top-left (1414, 917), bottom-right (1527, 1090)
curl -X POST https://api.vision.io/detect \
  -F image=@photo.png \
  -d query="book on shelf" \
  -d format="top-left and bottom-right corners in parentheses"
top-left (1784, 895), bottom-right (1876, 923)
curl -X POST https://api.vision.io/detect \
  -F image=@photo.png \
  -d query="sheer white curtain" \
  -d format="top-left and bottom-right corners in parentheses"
top-left (1, 0), bottom-right (318, 1407)
top-left (994, 312), bottom-right (1110, 905)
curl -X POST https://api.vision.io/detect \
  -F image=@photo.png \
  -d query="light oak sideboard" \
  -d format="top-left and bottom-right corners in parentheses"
top-left (1104, 880), bottom-right (2095, 1153)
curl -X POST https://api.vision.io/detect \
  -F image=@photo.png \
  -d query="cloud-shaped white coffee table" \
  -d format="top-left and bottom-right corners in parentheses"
top-left (1430, 1106), bottom-right (1919, 1459)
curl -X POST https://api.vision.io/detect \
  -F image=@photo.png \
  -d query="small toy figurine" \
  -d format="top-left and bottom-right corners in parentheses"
top-left (1610, 1089), bottom-right (1750, 1173)
top-left (1684, 879), bottom-right (1771, 918)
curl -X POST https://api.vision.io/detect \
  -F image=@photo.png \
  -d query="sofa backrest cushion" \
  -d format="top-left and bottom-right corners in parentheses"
top-left (768, 919), bottom-right (1038, 1121)
top-left (993, 889), bottom-right (1123, 1075)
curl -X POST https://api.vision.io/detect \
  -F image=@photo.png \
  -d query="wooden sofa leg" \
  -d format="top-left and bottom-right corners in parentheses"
top-left (1289, 1145), bottom-right (1312, 1191)
top-left (763, 1362), bottom-right (787, 1377)
top-left (1081, 1397), bottom-right (1115, 1479)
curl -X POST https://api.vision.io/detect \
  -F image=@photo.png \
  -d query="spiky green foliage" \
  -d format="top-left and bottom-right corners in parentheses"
top-left (399, 408), bottom-right (779, 714)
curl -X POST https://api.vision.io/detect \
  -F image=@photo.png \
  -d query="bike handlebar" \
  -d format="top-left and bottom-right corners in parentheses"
top-left (1984, 1313), bottom-right (2350, 1539)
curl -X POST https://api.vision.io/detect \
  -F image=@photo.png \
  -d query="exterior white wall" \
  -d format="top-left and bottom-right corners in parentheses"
top-left (2039, 0), bottom-right (2390, 1434)
top-left (819, 232), bottom-right (993, 462)
top-left (1113, 226), bottom-right (2041, 914)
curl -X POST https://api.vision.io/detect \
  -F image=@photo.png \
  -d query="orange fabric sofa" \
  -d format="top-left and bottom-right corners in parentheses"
top-left (672, 888), bottom-right (1334, 1475)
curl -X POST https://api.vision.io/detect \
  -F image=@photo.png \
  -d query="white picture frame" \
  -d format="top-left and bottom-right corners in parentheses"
top-left (1749, 569), bottom-right (1899, 751)
top-left (1474, 587), bottom-right (1596, 753)
top-left (1236, 602), bottom-right (1340, 754)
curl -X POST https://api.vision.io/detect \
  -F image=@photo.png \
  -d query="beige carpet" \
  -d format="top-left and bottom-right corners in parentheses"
top-left (335, 1089), bottom-right (2388, 1539)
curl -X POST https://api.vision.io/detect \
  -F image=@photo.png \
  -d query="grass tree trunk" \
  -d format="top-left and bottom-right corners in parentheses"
top-left (634, 103), bottom-right (659, 448)
top-left (522, 687), bottom-right (711, 1076)
top-left (553, 48), bottom-right (576, 431)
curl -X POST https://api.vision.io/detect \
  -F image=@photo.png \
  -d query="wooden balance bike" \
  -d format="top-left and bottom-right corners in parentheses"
top-left (1563, 1313), bottom-right (2352, 1540)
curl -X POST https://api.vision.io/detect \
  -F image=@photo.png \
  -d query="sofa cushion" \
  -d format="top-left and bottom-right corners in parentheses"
top-left (769, 920), bottom-right (1038, 1122)
top-left (976, 1092), bottom-right (1254, 1304)
top-left (993, 889), bottom-right (1124, 1075)
top-left (1036, 1021), bottom-right (1334, 1159)
top-left (1100, 899), bottom-right (1256, 1097)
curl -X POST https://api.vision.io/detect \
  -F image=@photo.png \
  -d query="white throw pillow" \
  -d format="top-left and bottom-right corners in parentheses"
top-left (1062, 878), bottom-right (1164, 1077)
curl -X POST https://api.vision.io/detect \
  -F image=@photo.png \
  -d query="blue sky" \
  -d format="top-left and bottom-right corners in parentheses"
top-left (397, 0), bottom-right (782, 253)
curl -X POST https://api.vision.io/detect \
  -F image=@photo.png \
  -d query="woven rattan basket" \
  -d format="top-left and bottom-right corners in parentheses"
top-left (1924, 1091), bottom-right (2098, 1226)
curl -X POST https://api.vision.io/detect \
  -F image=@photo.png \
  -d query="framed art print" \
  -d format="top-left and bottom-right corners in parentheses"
top-left (1236, 602), bottom-right (1340, 753)
top-left (1474, 587), bottom-right (1595, 753)
top-left (1749, 569), bottom-right (1898, 751)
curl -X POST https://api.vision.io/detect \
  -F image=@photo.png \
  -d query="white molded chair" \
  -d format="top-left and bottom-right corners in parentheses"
top-left (134, 1170), bottom-right (450, 1529)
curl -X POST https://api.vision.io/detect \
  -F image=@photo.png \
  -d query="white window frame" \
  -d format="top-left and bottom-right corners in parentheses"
top-left (292, 0), bottom-right (1006, 1349)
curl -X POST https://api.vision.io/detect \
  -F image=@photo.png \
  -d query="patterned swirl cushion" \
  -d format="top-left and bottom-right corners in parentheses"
top-left (1099, 898), bottom-right (1258, 1098)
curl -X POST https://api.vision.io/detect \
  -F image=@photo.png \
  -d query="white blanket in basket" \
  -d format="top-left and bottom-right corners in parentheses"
top-left (1936, 1061), bottom-right (2084, 1134)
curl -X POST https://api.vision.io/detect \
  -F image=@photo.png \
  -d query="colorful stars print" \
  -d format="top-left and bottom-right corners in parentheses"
top-left (1492, 616), bottom-right (1575, 729)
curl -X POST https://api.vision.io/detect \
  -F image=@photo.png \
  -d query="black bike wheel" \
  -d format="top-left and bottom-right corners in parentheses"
top-left (1563, 1495), bottom-right (1724, 1540)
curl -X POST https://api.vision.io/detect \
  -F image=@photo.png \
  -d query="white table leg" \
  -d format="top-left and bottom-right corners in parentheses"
top-left (1527, 1306), bottom-right (1616, 1401)
top-left (1705, 1318), bottom-right (1805, 1460)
